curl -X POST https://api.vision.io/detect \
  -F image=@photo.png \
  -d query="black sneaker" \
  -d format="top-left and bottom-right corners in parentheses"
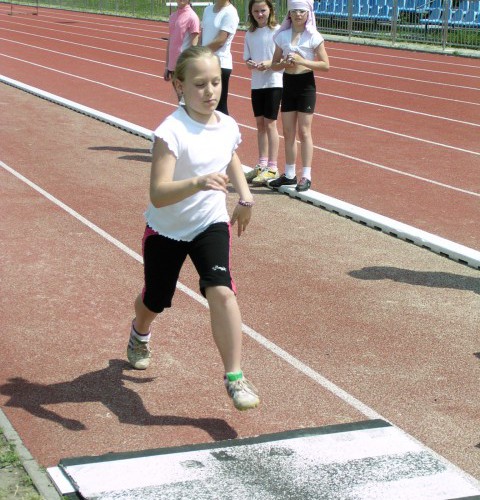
top-left (295, 177), bottom-right (311, 192)
top-left (268, 174), bottom-right (297, 190)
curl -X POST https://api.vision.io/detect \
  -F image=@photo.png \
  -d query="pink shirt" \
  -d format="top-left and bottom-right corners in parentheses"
top-left (167, 5), bottom-right (200, 71)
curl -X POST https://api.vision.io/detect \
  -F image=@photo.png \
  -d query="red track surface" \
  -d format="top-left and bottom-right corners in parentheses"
top-left (1, 4), bottom-right (480, 489)
top-left (1, 5), bottom-right (479, 248)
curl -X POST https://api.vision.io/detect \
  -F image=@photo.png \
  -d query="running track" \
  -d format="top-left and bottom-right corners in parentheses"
top-left (1, 5), bottom-right (480, 496)
top-left (1, 5), bottom-right (479, 250)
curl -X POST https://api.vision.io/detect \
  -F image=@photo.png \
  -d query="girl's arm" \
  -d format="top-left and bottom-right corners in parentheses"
top-left (206, 29), bottom-right (229, 52)
top-left (256, 59), bottom-right (273, 71)
top-left (150, 138), bottom-right (229, 208)
top-left (244, 38), bottom-right (257, 70)
top-left (164, 38), bottom-right (171, 80)
top-left (191, 33), bottom-right (200, 46)
top-left (227, 152), bottom-right (254, 237)
top-left (270, 45), bottom-right (291, 71)
top-left (290, 42), bottom-right (330, 72)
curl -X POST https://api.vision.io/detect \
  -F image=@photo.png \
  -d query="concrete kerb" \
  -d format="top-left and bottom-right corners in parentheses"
top-left (0, 409), bottom-right (62, 500)
top-left (266, 184), bottom-right (480, 270)
top-left (1, 74), bottom-right (479, 270)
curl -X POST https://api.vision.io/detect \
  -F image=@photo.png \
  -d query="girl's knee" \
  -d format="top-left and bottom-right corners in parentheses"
top-left (283, 127), bottom-right (296, 142)
top-left (256, 118), bottom-right (267, 133)
top-left (297, 128), bottom-right (312, 143)
top-left (265, 119), bottom-right (278, 131)
top-left (206, 286), bottom-right (235, 305)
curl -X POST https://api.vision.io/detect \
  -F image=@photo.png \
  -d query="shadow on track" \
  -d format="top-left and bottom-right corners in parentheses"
top-left (0, 359), bottom-right (237, 441)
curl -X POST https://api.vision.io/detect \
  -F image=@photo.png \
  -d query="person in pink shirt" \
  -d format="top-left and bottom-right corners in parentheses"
top-left (164, 0), bottom-right (201, 95)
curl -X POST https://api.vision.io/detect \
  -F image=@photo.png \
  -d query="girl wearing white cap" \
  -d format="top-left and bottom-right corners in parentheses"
top-left (269, 0), bottom-right (329, 192)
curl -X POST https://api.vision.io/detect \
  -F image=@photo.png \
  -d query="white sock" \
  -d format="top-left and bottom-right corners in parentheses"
top-left (131, 322), bottom-right (151, 343)
top-left (285, 164), bottom-right (296, 179)
top-left (302, 167), bottom-right (311, 180)
top-left (267, 161), bottom-right (278, 172)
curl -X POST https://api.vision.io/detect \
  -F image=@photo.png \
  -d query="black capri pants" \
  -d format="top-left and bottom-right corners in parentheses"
top-left (142, 222), bottom-right (236, 313)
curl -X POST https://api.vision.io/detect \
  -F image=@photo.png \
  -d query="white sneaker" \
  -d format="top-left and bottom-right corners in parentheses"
top-left (252, 169), bottom-right (279, 186)
top-left (224, 376), bottom-right (260, 411)
top-left (127, 333), bottom-right (151, 370)
top-left (245, 165), bottom-right (262, 183)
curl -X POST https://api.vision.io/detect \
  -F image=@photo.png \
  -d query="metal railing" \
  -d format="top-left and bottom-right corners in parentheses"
top-left (3, 0), bottom-right (480, 51)
top-left (313, 0), bottom-right (480, 50)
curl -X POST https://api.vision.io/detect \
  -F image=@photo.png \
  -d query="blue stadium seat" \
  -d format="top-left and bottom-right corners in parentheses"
top-left (316, 0), bottom-right (328, 13)
top-left (325, 0), bottom-right (335, 13)
top-left (378, 4), bottom-right (393, 18)
top-left (420, 7), bottom-right (443, 24)
top-left (461, 7), bottom-right (479, 24)
top-left (370, 4), bottom-right (392, 18)
top-left (356, 2), bottom-right (371, 16)
top-left (449, 7), bottom-right (465, 24)
top-left (469, 0), bottom-right (480, 11)
top-left (401, 0), bottom-right (416, 12)
top-left (334, 0), bottom-right (348, 15)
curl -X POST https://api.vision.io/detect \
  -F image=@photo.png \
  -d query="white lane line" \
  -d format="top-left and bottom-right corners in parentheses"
top-left (230, 90), bottom-right (480, 163)
top-left (0, 29), bottom-right (161, 59)
top-left (3, 41), bottom-right (480, 135)
top-left (0, 19), bottom-right (162, 49)
top-left (1, 75), bottom-right (479, 261)
top-left (334, 55), bottom-right (480, 80)
top-left (0, 158), bottom-right (383, 422)
top-left (315, 113), bottom-right (480, 159)
top-left (328, 45), bottom-right (480, 69)
top-left (317, 76), bottom-right (480, 107)
top-left (2, 60), bottom-right (480, 167)
top-left (335, 66), bottom-right (480, 91)
top-left (2, 159), bottom-right (480, 490)
top-left (3, 22), bottom-right (479, 109)
top-left (4, 18), bottom-right (480, 94)
top-left (0, 57), bottom-right (172, 104)
top-left (0, 37), bottom-right (162, 77)
top-left (320, 92), bottom-right (480, 128)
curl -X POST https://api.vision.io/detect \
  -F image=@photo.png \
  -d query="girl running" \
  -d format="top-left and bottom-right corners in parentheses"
top-left (127, 46), bottom-right (260, 412)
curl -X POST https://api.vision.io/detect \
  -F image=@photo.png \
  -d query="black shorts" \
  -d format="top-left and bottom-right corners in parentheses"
top-left (251, 87), bottom-right (283, 120)
top-left (281, 72), bottom-right (316, 114)
top-left (141, 222), bottom-right (236, 313)
top-left (217, 68), bottom-right (232, 115)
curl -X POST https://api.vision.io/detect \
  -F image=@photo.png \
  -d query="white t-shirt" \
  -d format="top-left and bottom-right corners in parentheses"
top-left (244, 26), bottom-right (283, 90)
top-left (201, 4), bottom-right (239, 69)
top-left (274, 28), bottom-right (324, 61)
top-left (145, 106), bottom-right (242, 242)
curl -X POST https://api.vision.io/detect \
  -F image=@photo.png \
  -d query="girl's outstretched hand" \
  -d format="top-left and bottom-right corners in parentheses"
top-left (198, 172), bottom-right (229, 193)
top-left (256, 61), bottom-right (269, 71)
top-left (230, 204), bottom-right (252, 237)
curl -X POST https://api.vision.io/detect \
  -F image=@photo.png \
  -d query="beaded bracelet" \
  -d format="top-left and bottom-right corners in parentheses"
top-left (238, 199), bottom-right (254, 207)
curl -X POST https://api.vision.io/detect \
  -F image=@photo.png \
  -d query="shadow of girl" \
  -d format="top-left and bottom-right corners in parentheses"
top-left (0, 359), bottom-right (237, 441)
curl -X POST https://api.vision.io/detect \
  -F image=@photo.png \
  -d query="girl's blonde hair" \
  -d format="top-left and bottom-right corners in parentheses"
top-left (246, 0), bottom-right (278, 32)
top-left (173, 46), bottom-right (220, 82)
